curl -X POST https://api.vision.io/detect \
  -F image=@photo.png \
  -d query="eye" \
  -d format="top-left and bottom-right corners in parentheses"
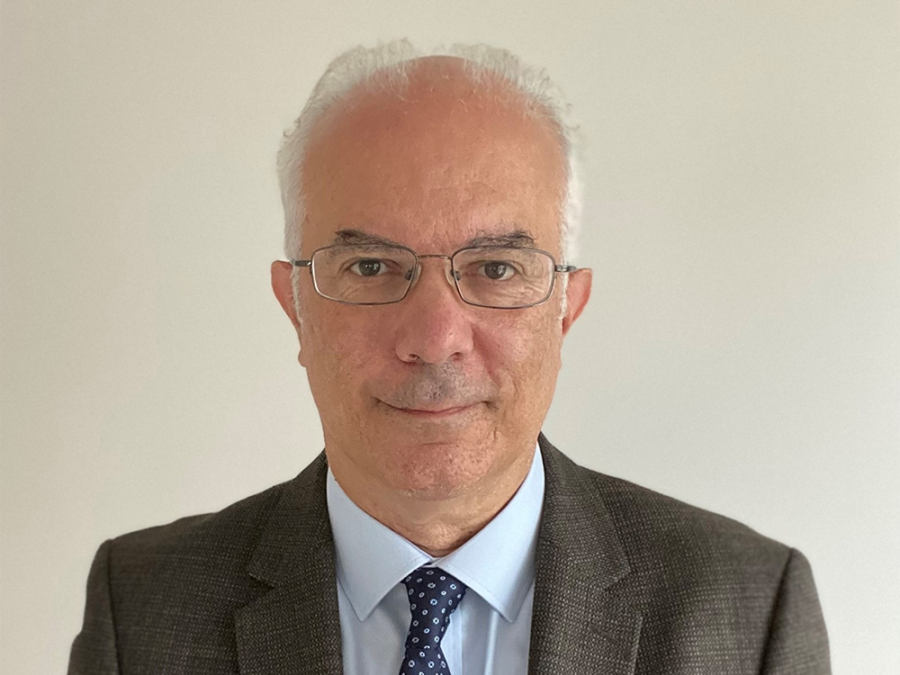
top-left (349, 259), bottom-right (389, 277)
top-left (479, 261), bottom-right (516, 281)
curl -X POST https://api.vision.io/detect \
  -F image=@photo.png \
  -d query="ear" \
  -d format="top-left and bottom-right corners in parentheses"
top-left (271, 260), bottom-right (302, 334)
top-left (561, 268), bottom-right (592, 336)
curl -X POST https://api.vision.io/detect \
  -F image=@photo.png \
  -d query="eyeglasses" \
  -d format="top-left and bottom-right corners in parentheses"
top-left (290, 244), bottom-right (577, 309)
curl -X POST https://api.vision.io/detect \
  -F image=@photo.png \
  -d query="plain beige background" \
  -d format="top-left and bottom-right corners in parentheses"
top-left (1, 1), bottom-right (898, 673)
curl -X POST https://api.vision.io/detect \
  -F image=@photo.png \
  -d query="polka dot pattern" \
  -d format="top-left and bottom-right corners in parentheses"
top-left (398, 566), bottom-right (467, 675)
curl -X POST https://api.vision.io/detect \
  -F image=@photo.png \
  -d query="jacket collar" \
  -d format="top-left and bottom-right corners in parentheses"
top-left (235, 436), bottom-right (641, 675)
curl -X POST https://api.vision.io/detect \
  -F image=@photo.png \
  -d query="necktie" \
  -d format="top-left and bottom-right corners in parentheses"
top-left (399, 566), bottom-right (468, 675)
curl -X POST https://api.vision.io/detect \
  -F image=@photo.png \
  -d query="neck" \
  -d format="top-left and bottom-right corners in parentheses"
top-left (328, 449), bottom-right (535, 557)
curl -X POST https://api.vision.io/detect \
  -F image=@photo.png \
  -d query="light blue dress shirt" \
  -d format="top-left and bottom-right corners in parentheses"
top-left (326, 446), bottom-right (545, 675)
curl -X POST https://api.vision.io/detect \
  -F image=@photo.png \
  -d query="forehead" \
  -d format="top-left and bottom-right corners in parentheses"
top-left (301, 60), bottom-right (566, 254)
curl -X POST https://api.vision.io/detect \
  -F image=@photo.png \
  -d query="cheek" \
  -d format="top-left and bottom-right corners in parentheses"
top-left (480, 310), bottom-right (562, 398)
top-left (301, 305), bottom-right (390, 398)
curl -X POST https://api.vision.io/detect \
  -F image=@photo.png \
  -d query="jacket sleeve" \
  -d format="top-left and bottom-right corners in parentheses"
top-left (760, 547), bottom-right (831, 675)
top-left (68, 539), bottom-right (120, 675)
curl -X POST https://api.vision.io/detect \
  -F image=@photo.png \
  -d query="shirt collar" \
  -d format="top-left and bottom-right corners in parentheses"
top-left (326, 445), bottom-right (545, 623)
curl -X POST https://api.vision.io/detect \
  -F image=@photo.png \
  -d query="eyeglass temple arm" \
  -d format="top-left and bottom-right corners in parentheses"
top-left (290, 260), bottom-right (312, 268)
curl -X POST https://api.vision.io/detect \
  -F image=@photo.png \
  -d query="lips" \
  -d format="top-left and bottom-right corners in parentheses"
top-left (380, 401), bottom-right (477, 417)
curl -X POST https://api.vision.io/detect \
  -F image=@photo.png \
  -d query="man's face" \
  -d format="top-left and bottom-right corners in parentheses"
top-left (273, 60), bottom-right (591, 501)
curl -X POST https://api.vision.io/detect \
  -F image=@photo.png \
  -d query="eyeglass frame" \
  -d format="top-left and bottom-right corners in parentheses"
top-left (289, 243), bottom-right (577, 309)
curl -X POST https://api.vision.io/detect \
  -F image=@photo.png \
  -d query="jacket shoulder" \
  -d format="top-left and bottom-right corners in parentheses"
top-left (572, 461), bottom-right (796, 615)
top-left (565, 459), bottom-right (829, 672)
top-left (76, 455), bottom-right (332, 672)
top-left (101, 477), bottom-right (300, 626)
top-left (110, 478), bottom-right (289, 565)
top-left (586, 466), bottom-right (788, 558)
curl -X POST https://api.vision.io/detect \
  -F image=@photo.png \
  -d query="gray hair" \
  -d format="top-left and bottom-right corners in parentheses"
top-left (277, 40), bottom-right (582, 322)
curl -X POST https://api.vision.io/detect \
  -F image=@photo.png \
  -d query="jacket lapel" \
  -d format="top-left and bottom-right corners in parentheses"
top-left (529, 434), bottom-right (642, 675)
top-left (235, 454), bottom-right (344, 675)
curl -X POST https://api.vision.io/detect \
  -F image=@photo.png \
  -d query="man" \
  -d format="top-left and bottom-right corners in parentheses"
top-left (69, 41), bottom-right (830, 675)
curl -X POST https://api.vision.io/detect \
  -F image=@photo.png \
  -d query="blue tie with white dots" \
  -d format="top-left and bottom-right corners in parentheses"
top-left (399, 566), bottom-right (468, 675)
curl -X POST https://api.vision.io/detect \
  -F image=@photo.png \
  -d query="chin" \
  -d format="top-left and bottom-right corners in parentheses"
top-left (378, 436), bottom-right (496, 500)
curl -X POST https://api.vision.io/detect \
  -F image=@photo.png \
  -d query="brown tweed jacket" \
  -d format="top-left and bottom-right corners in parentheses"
top-left (69, 434), bottom-right (830, 674)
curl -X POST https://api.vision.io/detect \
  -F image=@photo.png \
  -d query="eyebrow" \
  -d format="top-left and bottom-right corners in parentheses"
top-left (332, 228), bottom-right (537, 248)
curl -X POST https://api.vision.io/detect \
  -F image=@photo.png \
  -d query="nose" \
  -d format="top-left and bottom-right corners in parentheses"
top-left (393, 257), bottom-right (474, 365)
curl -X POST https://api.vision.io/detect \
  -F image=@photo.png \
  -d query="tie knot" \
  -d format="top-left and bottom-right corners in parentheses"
top-left (399, 567), bottom-right (467, 674)
top-left (403, 567), bottom-right (467, 611)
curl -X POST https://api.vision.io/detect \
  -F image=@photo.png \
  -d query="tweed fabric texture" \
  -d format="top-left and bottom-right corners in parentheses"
top-left (69, 434), bottom-right (830, 674)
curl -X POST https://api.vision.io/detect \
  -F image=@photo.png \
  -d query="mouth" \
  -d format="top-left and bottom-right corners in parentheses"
top-left (379, 401), bottom-right (477, 418)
